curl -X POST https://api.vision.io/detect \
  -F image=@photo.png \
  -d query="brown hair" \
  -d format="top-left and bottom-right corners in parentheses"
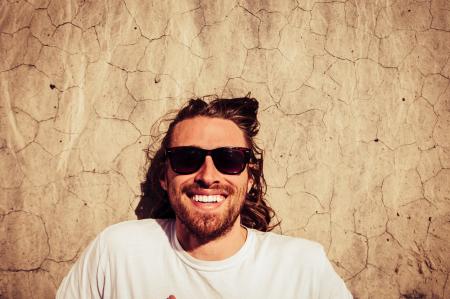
top-left (135, 96), bottom-right (280, 232)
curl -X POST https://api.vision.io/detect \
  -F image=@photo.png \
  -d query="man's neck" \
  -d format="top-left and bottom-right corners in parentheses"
top-left (175, 219), bottom-right (248, 261)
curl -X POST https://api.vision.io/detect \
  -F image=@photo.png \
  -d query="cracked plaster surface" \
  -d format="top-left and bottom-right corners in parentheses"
top-left (1, 0), bottom-right (450, 298)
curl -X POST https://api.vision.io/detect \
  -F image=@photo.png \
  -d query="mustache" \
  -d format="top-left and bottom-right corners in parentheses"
top-left (181, 183), bottom-right (235, 196)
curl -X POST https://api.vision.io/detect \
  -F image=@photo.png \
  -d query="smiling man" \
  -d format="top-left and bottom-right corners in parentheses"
top-left (57, 97), bottom-right (352, 299)
top-left (162, 116), bottom-right (252, 260)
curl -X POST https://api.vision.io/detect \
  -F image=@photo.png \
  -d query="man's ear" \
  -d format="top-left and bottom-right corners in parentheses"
top-left (247, 177), bottom-right (254, 192)
top-left (160, 174), bottom-right (167, 191)
top-left (160, 163), bottom-right (168, 191)
top-left (247, 164), bottom-right (255, 192)
top-left (160, 180), bottom-right (167, 191)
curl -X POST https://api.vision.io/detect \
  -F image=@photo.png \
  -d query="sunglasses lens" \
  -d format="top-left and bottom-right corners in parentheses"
top-left (167, 147), bottom-right (204, 174)
top-left (213, 148), bottom-right (248, 174)
top-left (167, 147), bottom-right (250, 175)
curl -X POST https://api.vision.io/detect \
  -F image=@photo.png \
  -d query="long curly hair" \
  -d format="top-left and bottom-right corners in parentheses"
top-left (135, 96), bottom-right (280, 232)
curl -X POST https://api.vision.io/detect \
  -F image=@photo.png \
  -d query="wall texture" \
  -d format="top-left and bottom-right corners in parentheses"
top-left (1, 0), bottom-right (450, 298)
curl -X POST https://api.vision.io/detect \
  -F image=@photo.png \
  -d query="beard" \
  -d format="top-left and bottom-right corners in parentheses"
top-left (168, 183), bottom-right (246, 243)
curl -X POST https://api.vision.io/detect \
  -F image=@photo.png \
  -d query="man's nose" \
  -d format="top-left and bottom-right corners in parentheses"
top-left (194, 156), bottom-right (220, 187)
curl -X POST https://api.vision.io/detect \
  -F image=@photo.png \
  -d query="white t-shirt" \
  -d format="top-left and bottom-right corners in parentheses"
top-left (57, 219), bottom-right (352, 299)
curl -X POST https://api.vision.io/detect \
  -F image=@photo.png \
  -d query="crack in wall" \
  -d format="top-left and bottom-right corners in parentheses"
top-left (1, 0), bottom-right (449, 298)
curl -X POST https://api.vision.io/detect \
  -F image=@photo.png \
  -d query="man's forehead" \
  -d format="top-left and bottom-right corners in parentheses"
top-left (169, 116), bottom-right (247, 148)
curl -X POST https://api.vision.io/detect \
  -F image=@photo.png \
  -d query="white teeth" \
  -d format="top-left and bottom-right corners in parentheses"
top-left (192, 195), bottom-right (225, 203)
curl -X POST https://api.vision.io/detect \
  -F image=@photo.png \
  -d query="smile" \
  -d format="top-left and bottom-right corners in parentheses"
top-left (191, 195), bottom-right (226, 203)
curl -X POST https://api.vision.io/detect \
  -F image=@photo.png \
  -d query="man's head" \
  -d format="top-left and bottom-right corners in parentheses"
top-left (136, 97), bottom-right (278, 240)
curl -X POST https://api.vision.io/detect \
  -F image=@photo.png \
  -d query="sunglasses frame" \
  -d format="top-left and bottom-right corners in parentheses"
top-left (165, 146), bottom-right (252, 175)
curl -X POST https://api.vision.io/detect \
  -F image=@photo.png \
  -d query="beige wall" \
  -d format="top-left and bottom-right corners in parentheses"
top-left (1, 0), bottom-right (450, 298)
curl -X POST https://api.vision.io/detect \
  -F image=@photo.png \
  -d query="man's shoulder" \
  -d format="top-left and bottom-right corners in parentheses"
top-left (252, 230), bottom-right (326, 260)
top-left (99, 218), bottom-right (174, 246)
top-left (103, 218), bottom-right (172, 232)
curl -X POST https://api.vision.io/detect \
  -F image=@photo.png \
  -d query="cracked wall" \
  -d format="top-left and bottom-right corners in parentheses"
top-left (1, 0), bottom-right (449, 298)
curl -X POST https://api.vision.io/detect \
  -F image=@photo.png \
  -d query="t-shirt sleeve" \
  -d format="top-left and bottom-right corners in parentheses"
top-left (56, 233), bottom-right (109, 299)
top-left (317, 248), bottom-right (353, 299)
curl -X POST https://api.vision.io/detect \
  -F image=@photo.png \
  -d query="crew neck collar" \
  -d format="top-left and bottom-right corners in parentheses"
top-left (170, 220), bottom-right (254, 272)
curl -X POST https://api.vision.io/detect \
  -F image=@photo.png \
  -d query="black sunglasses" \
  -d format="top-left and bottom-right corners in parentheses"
top-left (166, 146), bottom-right (251, 175)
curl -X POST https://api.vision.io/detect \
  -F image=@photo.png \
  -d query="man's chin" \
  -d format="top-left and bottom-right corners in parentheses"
top-left (171, 193), bottom-right (244, 243)
top-left (181, 214), bottom-right (235, 243)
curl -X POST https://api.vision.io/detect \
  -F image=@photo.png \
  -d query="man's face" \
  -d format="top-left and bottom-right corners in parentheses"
top-left (161, 116), bottom-right (253, 242)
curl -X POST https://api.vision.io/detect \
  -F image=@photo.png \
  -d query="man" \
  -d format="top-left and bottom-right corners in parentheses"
top-left (57, 97), bottom-right (352, 298)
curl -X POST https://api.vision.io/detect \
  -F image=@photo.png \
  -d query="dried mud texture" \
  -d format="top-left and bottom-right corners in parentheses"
top-left (0, 0), bottom-right (449, 298)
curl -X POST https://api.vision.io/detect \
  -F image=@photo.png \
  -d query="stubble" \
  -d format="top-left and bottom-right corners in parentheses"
top-left (168, 183), bottom-right (247, 243)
